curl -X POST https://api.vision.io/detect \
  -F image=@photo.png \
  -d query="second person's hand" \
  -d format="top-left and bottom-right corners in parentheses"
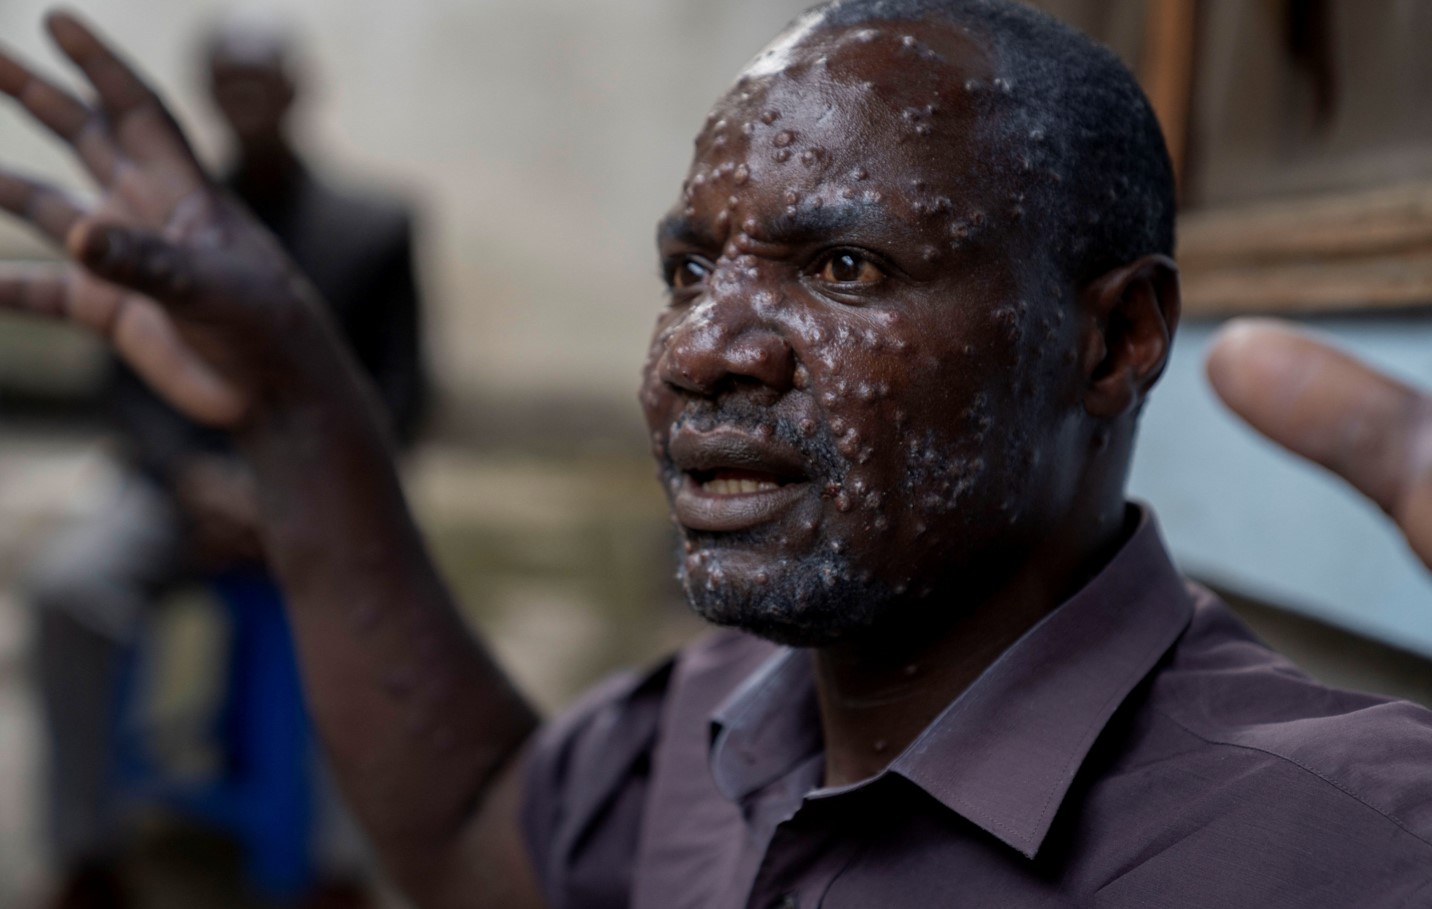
top-left (1208, 317), bottom-right (1432, 571)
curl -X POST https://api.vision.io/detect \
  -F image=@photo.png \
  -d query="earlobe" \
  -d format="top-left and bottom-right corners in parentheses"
top-left (1080, 254), bottom-right (1181, 420)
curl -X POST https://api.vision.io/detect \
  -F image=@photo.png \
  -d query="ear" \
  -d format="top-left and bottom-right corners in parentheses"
top-left (1078, 254), bottom-right (1180, 419)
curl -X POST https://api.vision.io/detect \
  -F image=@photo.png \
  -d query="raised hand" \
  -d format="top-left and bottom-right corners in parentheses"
top-left (1207, 318), bottom-right (1432, 570)
top-left (2, 15), bottom-right (546, 906)
top-left (0, 11), bottom-right (333, 427)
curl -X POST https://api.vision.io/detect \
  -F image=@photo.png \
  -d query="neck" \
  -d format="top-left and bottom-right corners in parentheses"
top-left (233, 138), bottom-right (299, 194)
top-left (813, 501), bottom-right (1128, 788)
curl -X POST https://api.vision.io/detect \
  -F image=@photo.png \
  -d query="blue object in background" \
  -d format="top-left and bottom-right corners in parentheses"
top-left (1130, 314), bottom-right (1432, 659)
top-left (111, 570), bottom-right (314, 902)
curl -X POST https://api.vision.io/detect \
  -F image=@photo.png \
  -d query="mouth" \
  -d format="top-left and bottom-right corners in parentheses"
top-left (668, 425), bottom-right (812, 532)
top-left (689, 467), bottom-right (788, 495)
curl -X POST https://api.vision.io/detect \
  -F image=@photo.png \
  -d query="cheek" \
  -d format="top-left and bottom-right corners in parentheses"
top-left (893, 300), bottom-right (1077, 534)
top-left (797, 304), bottom-right (1038, 571)
top-left (789, 311), bottom-right (936, 530)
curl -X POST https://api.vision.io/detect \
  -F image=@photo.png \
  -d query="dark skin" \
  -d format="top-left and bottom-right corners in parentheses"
top-left (174, 455), bottom-right (264, 569)
top-left (0, 10), bottom-right (1181, 907)
top-left (0, 14), bottom-right (541, 908)
top-left (645, 19), bottom-right (1177, 784)
top-left (1209, 319), bottom-right (1432, 571)
top-left (172, 31), bottom-right (307, 570)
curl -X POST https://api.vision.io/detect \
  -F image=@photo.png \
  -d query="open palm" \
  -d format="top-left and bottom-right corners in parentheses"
top-left (0, 11), bottom-right (327, 427)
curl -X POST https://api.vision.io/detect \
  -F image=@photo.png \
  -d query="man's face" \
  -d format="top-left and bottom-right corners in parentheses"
top-left (208, 54), bottom-right (293, 146)
top-left (641, 18), bottom-right (1085, 646)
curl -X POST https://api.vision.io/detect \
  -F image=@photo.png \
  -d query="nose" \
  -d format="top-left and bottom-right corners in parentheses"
top-left (657, 282), bottom-right (795, 397)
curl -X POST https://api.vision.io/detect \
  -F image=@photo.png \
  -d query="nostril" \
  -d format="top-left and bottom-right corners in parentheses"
top-left (656, 304), bottom-right (796, 396)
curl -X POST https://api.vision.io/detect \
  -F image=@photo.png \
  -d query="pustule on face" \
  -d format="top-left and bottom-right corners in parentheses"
top-left (639, 19), bottom-right (1085, 648)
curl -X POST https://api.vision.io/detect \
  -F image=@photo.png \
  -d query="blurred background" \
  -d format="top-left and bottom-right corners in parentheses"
top-left (0, 0), bottom-right (1430, 906)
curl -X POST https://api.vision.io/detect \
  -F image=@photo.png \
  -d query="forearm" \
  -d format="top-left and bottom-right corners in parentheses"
top-left (236, 336), bottom-right (539, 897)
top-left (0, 17), bottom-right (541, 899)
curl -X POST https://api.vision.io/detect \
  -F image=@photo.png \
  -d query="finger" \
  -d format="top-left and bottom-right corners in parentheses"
top-left (0, 261), bottom-right (72, 318)
top-left (1207, 318), bottom-right (1432, 567)
top-left (1206, 319), bottom-right (1418, 513)
top-left (0, 45), bottom-right (121, 183)
top-left (64, 219), bottom-right (251, 424)
top-left (110, 295), bottom-right (251, 427)
top-left (44, 11), bottom-right (200, 179)
top-left (0, 169), bottom-right (86, 244)
top-left (67, 219), bottom-right (198, 307)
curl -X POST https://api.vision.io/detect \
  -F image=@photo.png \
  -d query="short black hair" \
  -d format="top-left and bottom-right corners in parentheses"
top-left (810, 0), bottom-right (1174, 287)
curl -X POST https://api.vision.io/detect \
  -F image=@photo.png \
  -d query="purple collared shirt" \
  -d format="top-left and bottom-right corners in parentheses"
top-left (522, 510), bottom-right (1432, 907)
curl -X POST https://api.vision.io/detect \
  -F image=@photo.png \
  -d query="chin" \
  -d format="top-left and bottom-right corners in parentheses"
top-left (678, 543), bottom-right (898, 648)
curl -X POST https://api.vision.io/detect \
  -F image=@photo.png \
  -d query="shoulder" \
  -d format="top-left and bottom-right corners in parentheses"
top-left (526, 629), bottom-right (772, 782)
top-left (520, 631), bottom-right (775, 903)
top-left (1143, 584), bottom-right (1432, 852)
top-left (524, 654), bottom-right (675, 803)
top-left (1078, 586), bottom-right (1432, 903)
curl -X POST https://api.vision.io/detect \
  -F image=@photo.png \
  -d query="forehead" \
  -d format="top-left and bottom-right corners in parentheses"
top-left (208, 32), bottom-right (290, 75)
top-left (691, 19), bottom-right (999, 192)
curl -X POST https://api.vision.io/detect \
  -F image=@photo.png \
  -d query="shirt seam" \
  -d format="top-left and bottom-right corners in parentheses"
top-left (1154, 705), bottom-right (1432, 854)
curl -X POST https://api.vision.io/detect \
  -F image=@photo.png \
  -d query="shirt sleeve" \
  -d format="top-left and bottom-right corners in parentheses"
top-left (521, 657), bottom-right (675, 909)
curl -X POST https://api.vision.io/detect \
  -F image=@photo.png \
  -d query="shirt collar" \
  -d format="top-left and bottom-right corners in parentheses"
top-left (708, 505), bottom-right (1194, 859)
top-left (708, 646), bottom-right (822, 803)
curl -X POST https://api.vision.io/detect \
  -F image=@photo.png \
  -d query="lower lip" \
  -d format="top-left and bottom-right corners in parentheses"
top-left (673, 476), bottom-right (811, 532)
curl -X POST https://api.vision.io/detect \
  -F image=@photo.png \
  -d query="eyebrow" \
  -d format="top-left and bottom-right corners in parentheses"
top-left (764, 199), bottom-right (890, 243)
top-left (657, 198), bottom-right (895, 252)
top-left (656, 213), bottom-right (718, 250)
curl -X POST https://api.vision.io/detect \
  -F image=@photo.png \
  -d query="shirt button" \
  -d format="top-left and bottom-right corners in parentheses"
top-left (776, 895), bottom-right (799, 909)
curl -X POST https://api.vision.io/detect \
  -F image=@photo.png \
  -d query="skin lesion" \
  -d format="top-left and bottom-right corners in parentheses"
top-left (0, 4), bottom-right (1200, 902)
top-left (640, 14), bottom-right (1129, 676)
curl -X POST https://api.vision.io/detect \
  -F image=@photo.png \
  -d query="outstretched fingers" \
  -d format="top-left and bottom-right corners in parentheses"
top-left (0, 14), bottom-right (251, 430)
top-left (0, 253), bottom-right (249, 426)
top-left (1207, 318), bottom-right (1432, 569)
top-left (0, 261), bottom-right (71, 318)
top-left (44, 11), bottom-right (200, 182)
top-left (0, 249), bottom-right (135, 338)
top-left (68, 219), bottom-right (199, 308)
top-left (0, 45), bottom-right (120, 183)
top-left (0, 169), bottom-right (87, 244)
top-left (109, 296), bottom-right (252, 427)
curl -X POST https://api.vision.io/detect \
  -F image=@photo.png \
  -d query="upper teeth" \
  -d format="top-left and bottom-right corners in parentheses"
top-left (703, 477), bottom-right (779, 495)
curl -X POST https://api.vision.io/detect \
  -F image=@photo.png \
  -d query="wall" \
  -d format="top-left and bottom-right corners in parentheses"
top-left (0, 0), bottom-right (813, 431)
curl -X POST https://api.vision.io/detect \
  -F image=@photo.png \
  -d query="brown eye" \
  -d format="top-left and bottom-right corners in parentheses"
top-left (819, 251), bottom-right (883, 285)
top-left (669, 256), bottom-right (712, 291)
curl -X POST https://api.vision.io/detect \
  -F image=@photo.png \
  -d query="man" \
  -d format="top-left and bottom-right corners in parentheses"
top-left (0, 1), bottom-right (1428, 907)
top-left (19, 16), bottom-right (425, 908)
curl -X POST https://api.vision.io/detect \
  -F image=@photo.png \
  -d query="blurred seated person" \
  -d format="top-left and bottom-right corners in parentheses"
top-left (27, 15), bottom-right (426, 909)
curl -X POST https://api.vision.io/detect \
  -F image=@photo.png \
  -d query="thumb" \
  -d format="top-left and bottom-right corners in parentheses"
top-left (67, 218), bottom-right (198, 307)
top-left (66, 218), bottom-right (252, 428)
top-left (1207, 318), bottom-right (1432, 569)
